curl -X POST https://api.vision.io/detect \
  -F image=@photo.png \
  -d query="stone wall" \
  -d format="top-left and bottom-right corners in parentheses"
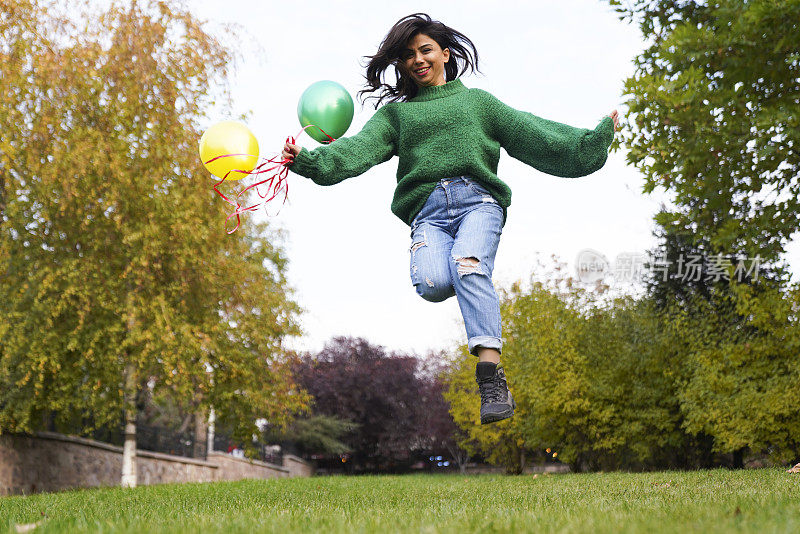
top-left (0, 432), bottom-right (313, 496)
top-left (136, 449), bottom-right (218, 487)
top-left (283, 454), bottom-right (314, 478)
top-left (207, 451), bottom-right (289, 482)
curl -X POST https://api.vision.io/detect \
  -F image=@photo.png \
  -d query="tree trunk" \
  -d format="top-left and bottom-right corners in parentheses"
top-left (121, 363), bottom-right (137, 488)
top-left (445, 442), bottom-right (469, 475)
top-left (193, 407), bottom-right (207, 459)
top-left (176, 412), bottom-right (193, 434)
top-left (570, 452), bottom-right (585, 473)
top-left (732, 447), bottom-right (745, 469)
top-left (699, 433), bottom-right (715, 469)
top-left (207, 406), bottom-right (215, 454)
top-left (1, 168), bottom-right (6, 218)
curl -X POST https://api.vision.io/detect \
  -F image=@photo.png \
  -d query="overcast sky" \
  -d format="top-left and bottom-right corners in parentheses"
top-left (189, 0), bottom-right (800, 358)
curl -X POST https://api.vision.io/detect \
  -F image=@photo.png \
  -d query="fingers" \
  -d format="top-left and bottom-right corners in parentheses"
top-left (608, 109), bottom-right (620, 130)
top-left (282, 142), bottom-right (299, 163)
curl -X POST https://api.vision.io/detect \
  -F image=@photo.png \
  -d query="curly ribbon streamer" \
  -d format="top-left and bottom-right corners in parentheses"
top-left (207, 124), bottom-right (335, 234)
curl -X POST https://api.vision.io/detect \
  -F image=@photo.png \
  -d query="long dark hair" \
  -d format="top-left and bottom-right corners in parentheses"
top-left (357, 13), bottom-right (481, 109)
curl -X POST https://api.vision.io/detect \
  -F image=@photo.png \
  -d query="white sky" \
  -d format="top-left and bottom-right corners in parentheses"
top-left (190, 0), bottom-right (800, 357)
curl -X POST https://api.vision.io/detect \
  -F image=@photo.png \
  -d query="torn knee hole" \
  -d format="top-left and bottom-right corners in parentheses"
top-left (411, 240), bottom-right (426, 253)
top-left (455, 256), bottom-right (483, 277)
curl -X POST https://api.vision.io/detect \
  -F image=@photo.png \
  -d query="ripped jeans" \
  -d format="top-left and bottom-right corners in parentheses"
top-left (409, 175), bottom-right (504, 357)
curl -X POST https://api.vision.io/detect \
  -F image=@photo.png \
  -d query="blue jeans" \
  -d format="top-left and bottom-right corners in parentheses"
top-left (409, 175), bottom-right (504, 357)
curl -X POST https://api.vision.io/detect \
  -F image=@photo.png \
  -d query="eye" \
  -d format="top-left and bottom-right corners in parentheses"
top-left (403, 48), bottom-right (433, 59)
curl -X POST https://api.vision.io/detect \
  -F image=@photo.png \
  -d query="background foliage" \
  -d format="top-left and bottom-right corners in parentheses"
top-left (0, 0), bottom-right (308, 449)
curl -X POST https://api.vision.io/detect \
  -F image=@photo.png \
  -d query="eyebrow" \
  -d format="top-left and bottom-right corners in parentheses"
top-left (404, 43), bottom-right (434, 52)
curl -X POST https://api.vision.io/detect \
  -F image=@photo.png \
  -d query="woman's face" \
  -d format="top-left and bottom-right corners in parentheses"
top-left (401, 33), bottom-right (450, 88)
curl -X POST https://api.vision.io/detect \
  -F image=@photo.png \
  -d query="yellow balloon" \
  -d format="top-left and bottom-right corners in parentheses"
top-left (199, 121), bottom-right (259, 181)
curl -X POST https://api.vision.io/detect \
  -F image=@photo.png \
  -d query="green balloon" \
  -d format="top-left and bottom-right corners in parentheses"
top-left (297, 80), bottom-right (354, 144)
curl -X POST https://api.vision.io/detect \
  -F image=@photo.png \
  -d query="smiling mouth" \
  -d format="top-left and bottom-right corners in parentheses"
top-left (414, 67), bottom-right (430, 76)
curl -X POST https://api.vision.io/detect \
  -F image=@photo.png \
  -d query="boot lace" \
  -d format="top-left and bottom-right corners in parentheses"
top-left (477, 374), bottom-right (506, 404)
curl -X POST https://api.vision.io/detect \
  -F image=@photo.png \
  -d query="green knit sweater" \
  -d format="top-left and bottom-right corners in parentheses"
top-left (289, 78), bottom-right (615, 227)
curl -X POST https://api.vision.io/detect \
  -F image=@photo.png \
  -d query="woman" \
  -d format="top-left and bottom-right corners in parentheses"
top-left (282, 13), bottom-right (620, 425)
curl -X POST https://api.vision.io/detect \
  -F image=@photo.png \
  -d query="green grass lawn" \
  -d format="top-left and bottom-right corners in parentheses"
top-left (1, 469), bottom-right (799, 533)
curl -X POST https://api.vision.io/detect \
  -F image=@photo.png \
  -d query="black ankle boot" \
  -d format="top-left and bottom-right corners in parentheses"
top-left (475, 361), bottom-right (516, 424)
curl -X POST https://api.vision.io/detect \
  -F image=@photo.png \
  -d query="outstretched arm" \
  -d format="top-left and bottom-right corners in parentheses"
top-left (483, 91), bottom-right (617, 178)
top-left (283, 107), bottom-right (397, 186)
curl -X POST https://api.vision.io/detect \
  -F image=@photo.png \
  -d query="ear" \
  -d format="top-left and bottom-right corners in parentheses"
top-left (443, 48), bottom-right (450, 62)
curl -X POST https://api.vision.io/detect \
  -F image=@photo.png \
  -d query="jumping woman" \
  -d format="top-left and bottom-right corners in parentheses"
top-left (282, 13), bottom-right (620, 424)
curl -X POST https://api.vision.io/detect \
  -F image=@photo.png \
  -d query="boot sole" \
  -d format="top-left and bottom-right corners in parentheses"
top-left (480, 396), bottom-right (516, 425)
top-left (480, 407), bottom-right (515, 424)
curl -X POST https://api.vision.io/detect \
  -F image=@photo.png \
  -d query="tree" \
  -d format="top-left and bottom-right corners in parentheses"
top-left (415, 352), bottom-right (474, 473)
top-left (263, 414), bottom-right (358, 457)
top-left (607, 0), bottom-right (800, 467)
top-left (443, 344), bottom-right (529, 475)
top-left (644, 209), bottom-right (782, 311)
top-left (292, 336), bottom-right (433, 472)
top-left (445, 255), bottom-right (775, 472)
top-left (635, 217), bottom-right (800, 466)
top-left (577, 294), bottom-right (698, 470)
top-left (608, 0), bottom-right (800, 265)
top-left (0, 0), bottom-right (309, 486)
top-left (661, 279), bottom-right (800, 465)
top-left (497, 274), bottom-right (607, 472)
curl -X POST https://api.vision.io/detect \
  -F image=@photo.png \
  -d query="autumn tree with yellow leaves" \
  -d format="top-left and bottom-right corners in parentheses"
top-left (0, 0), bottom-right (309, 486)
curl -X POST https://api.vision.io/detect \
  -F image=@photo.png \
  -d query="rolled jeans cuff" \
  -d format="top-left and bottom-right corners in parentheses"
top-left (469, 336), bottom-right (503, 357)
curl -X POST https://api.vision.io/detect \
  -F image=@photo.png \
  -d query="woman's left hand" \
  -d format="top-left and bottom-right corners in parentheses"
top-left (608, 109), bottom-right (620, 130)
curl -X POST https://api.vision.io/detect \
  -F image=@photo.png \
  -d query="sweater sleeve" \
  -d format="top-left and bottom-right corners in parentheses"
top-left (288, 106), bottom-right (397, 186)
top-left (482, 91), bottom-right (614, 178)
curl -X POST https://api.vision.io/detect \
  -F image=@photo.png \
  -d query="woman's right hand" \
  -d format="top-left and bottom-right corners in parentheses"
top-left (282, 142), bottom-right (301, 165)
top-left (608, 109), bottom-right (620, 130)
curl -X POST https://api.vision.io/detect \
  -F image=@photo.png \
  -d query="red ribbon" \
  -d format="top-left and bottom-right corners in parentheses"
top-left (207, 124), bottom-right (335, 234)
